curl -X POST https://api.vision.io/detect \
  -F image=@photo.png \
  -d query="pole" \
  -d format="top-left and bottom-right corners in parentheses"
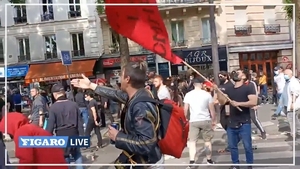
top-left (182, 61), bottom-right (242, 111)
top-left (65, 66), bottom-right (74, 101)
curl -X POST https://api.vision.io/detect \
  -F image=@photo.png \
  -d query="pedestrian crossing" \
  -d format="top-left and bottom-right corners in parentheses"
top-left (165, 134), bottom-right (299, 165)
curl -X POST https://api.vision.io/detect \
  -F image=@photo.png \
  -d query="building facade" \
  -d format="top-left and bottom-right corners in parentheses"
top-left (222, 0), bottom-right (292, 85)
top-left (0, 0), bottom-right (103, 81)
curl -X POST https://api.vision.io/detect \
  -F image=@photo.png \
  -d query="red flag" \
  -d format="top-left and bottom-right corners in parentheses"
top-left (105, 0), bottom-right (183, 64)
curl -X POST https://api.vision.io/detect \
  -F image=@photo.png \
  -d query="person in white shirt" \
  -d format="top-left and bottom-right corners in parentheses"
top-left (281, 69), bottom-right (300, 141)
top-left (272, 66), bottom-right (286, 118)
top-left (184, 78), bottom-right (216, 166)
top-left (153, 75), bottom-right (171, 100)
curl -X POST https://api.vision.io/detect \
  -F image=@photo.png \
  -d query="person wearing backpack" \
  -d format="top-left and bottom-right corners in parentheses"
top-left (71, 62), bottom-right (164, 168)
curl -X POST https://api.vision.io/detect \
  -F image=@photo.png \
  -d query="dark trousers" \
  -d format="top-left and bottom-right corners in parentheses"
top-left (85, 118), bottom-right (102, 147)
top-left (100, 110), bottom-right (106, 127)
top-left (15, 105), bottom-right (22, 113)
top-left (227, 123), bottom-right (253, 164)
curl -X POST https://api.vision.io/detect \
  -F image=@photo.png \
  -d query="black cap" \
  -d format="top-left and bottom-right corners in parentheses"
top-left (274, 66), bottom-right (283, 71)
top-left (51, 84), bottom-right (65, 93)
top-left (192, 77), bottom-right (205, 84)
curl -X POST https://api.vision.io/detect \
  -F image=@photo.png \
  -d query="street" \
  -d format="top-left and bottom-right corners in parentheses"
top-left (6, 104), bottom-right (300, 168)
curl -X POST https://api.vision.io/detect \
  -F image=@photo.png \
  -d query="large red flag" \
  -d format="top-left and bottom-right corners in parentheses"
top-left (105, 0), bottom-right (183, 64)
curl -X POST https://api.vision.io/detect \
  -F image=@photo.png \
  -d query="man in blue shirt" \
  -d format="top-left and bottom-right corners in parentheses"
top-left (13, 90), bottom-right (22, 113)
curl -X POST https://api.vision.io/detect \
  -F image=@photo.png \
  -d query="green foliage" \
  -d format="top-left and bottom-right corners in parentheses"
top-left (283, 0), bottom-right (293, 20)
top-left (96, 0), bottom-right (105, 15)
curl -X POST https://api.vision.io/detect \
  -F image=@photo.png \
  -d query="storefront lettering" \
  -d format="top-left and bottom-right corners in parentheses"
top-left (184, 50), bottom-right (212, 63)
top-left (103, 56), bottom-right (147, 67)
top-left (32, 74), bottom-right (82, 82)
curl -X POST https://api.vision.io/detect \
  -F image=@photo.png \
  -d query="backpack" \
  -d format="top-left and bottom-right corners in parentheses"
top-left (131, 97), bottom-right (189, 158)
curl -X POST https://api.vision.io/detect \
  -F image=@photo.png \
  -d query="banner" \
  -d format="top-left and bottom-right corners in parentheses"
top-left (105, 0), bottom-right (183, 64)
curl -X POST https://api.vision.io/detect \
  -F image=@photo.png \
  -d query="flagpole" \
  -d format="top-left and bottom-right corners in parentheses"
top-left (182, 61), bottom-right (242, 111)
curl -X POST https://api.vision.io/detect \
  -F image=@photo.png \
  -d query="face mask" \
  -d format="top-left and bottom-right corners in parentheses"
top-left (274, 71), bottom-right (279, 75)
top-left (284, 75), bottom-right (290, 81)
top-left (85, 98), bottom-right (89, 101)
top-left (171, 83), bottom-right (174, 86)
top-left (190, 76), bottom-right (193, 80)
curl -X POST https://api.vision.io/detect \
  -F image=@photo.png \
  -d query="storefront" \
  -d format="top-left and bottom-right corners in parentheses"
top-left (171, 46), bottom-right (228, 76)
top-left (228, 43), bottom-right (293, 86)
top-left (25, 59), bottom-right (96, 84)
top-left (101, 54), bottom-right (156, 84)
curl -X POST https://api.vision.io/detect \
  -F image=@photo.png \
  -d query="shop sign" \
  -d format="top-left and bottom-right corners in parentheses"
top-left (31, 73), bottom-right (82, 82)
top-left (7, 65), bottom-right (29, 78)
top-left (102, 54), bottom-right (156, 68)
top-left (0, 67), bottom-right (4, 77)
top-left (180, 46), bottom-right (227, 65)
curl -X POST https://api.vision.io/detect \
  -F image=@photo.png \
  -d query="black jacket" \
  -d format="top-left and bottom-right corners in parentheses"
top-left (94, 86), bottom-right (162, 166)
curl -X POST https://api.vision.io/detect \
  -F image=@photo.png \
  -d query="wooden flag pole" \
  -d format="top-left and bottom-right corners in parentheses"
top-left (182, 61), bottom-right (243, 112)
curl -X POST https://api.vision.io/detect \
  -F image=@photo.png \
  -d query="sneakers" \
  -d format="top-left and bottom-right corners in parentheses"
top-left (261, 132), bottom-right (267, 139)
top-left (207, 159), bottom-right (215, 164)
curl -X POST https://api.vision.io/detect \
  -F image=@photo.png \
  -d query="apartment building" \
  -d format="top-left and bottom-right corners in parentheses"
top-left (99, 0), bottom-right (226, 82)
top-left (222, 0), bottom-right (292, 85)
top-left (0, 0), bottom-right (103, 82)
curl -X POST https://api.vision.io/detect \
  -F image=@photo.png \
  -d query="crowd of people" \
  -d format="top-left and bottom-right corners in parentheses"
top-left (0, 61), bottom-right (299, 169)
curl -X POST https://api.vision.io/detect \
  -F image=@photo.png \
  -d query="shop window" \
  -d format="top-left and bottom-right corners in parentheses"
top-left (18, 38), bottom-right (30, 62)
top-left (71, 32), bottom-right (85, 57)
top-left (171, 20), bottom-right (185, 46)
top-left (44, 35), bottom-right (57, 59)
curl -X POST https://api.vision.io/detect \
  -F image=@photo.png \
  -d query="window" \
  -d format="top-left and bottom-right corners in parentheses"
top-left (14, 6), bottom-right (27, 24)
top-left (0, 39), bottom-right (3, 62)
top-left (44, 35), bottom-right (57, 59)
top-left (18, 38), bottom-right (30, 62)
top-left (71, 33), bottom-right (84, 57)
top-left (201, 18), bottom-right (211, 44)
top-left (263, 6), bottom-right (276, 24)
top-left (234, 7), bottom-right (247, 25)
top-left (41, 0), bottom-right (54, 21)
top-left (171, 20), bottom-right (185, 46)
top-left (109, 28), bottom-right (119, 54)
top-left (69, 0), bottom-right (81, 18)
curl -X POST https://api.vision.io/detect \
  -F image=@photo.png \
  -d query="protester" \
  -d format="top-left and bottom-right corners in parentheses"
top-left (215, 71), bottom-right (234, 153)
top-left (71, 62), bottom-right (163, 168)
top-left (245, 74), bottom-right (267, 139)
top-left (153, 75), bottom-right (171, 100)
top-left (258, 71), bottom-right (268, 102)
top-left (184, 77), bottom-right (216, 165)
top-left (29, 88), bottom-right (47, 127)
top-left (85, 89), bottom-right (103, 149)
top-left (226, 69), bottom-right (257, 168)
top-left (281, 69), bottom-right (300, 141)
top-left (45, 84), bottom-right (84, 168)
top-left (272, 66), bottom-right (285, 118)
top-left (13, 90), bottom-right (22, 113)
top-left (0, 112), bottom-right (67, 169)
top-left (75, 88), bottom-right (89, 130)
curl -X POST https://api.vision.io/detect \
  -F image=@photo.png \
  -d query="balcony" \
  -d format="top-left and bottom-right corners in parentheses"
top-left (44, 52), bottom-right (58, 60)
top-left (171, 40), bottom-right (188, 48)
top-left (68, 11), bottom-right (81, 18)
top-left (264, 24), bottom-right (280, 34)
top-left (108, 44), bottom-right (119, 54)
top-left (14, 16), bottom-right (27, 24)
top-left (18, 55), bottom-right (30, 62)
top-left (41, 13), bottom-right (54, 21)
top-left (71, 50), bottom-right (85, 57)
top-left (234, 25), bottom-right (252, 36)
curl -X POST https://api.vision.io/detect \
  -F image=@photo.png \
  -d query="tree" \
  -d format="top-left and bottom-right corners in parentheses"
top-left (283, 0), bottom-right (300, 73)
top-left (96, 1), bottom-right (130, 69)
top-left (208, 0), bottom-right (220, 85)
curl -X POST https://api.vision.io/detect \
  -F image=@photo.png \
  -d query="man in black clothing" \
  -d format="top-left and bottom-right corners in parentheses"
top-left (226, 69), bottom-right (257, 169)
top-left (215, 71), bottom-right (234, 153)
top-left (75, 88), bottom-right (88, 130)
top-left (46, 84), bottom-right (84, 165)
top-left (84, 90), bottom-right (102, 149)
